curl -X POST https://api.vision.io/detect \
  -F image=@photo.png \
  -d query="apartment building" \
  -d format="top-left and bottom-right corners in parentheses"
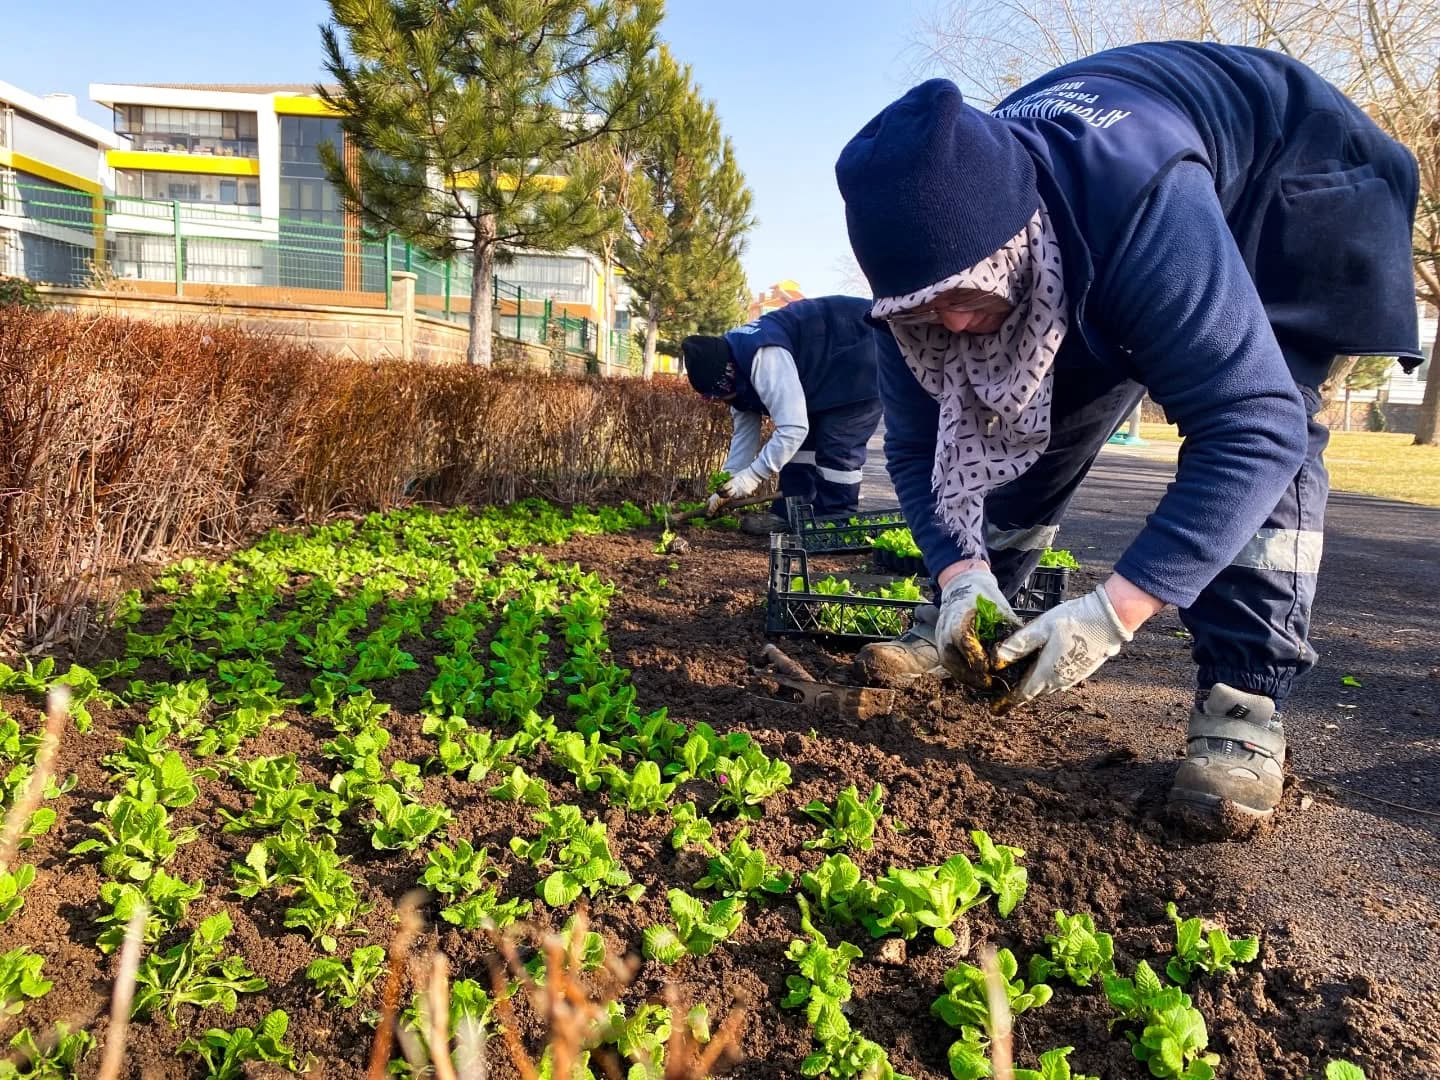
top-left (0, 81), bottom-right (118, 283)
top-left (87, 81), bottom-right (617, 328)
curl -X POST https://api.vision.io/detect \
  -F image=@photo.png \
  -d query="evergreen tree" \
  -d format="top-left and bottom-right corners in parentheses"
top-left (601, 49), bottom-right (754, 379)
top-left (319, 0), bottom-right (666, 366)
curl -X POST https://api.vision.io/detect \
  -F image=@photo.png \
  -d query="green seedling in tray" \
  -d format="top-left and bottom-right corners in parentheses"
top-left (1037, 547), bottom-right (1081, 569)
top-left (872, 528), bottom-right (923, 559)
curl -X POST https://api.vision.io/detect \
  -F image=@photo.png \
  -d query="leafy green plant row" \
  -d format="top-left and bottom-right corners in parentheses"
top-left (940, 904), bottom-right (1263, 1080)
top-left (801, 831), bottom-right (1028, 947)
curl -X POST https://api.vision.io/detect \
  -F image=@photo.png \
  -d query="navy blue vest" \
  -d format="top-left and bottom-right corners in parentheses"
top-left (724, 296), bottom-right (889, 416)
top-left (993, 43), bottom-right (1421, 366)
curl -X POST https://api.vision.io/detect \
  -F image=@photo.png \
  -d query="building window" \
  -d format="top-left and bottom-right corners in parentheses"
top-left (278, 117), bottom-right (345, 226)
top-left (112, 232), bottom-right (262, 285)
top-left (113, 106), bottom-right (259, 157)
top-left (115, 170), bottom-right (260, 214)
top-left (504, 253), bottom-right (595, 305)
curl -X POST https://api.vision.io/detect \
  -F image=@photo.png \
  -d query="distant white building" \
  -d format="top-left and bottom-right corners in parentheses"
top-left (0, 81), bottom-right (119, 283)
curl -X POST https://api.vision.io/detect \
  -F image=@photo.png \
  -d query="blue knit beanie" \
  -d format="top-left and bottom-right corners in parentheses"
top-left (835, 79), bottom-right (1039, 301)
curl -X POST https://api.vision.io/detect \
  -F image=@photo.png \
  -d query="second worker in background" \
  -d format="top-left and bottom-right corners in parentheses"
top-left (683, 295), bottom-right (898, 533)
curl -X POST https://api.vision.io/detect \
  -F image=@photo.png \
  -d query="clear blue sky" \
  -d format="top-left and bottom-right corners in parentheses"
top-left (1, 1), bottom-right (929, 299)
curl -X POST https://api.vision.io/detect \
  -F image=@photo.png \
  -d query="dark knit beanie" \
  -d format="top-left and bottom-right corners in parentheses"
top-left (835, 79), bottom-right (1039, 301)
top-left (682, 335), bottom-right (734, 397)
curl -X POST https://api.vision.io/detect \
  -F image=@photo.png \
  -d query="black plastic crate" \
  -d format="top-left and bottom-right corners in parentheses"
top-left (784, 498), bottom-right (907, 553)
top-left (766, 538), bottom-right (1070, 643)
top-left (766, 538), bottom-right (922, 643)
top-left (1014, 566), bottom-right (1070, 618)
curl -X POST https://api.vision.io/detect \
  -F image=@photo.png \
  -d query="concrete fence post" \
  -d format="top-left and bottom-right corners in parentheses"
top-left (390, 270), bottom-right (417, 363)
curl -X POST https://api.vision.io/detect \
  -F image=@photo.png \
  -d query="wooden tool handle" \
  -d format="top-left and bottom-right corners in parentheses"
top-left (762, 643), bottom-right (816, 682)
top-left (672, 492), bottom-right (775, 525)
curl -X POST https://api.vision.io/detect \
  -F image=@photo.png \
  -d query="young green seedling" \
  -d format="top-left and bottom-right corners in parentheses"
top-left (802, 784), bottom-right (885, 852)
top-left (306, 946), bottom-right (386, 1009)
top-left (510, 806), bottom-right (642, 906)
top-left (418, 839), bottom-right (530, 929)
top-left (0, 865), bottom-right (35, 925)
top-left (1028, 910), bottom-right (1115, 988)
top-left (871, 854), bottom-right (985, 946)
top-left (695, 830), bottom-right (793, 900)
top-left (1103, 960), bottom-right (1220, 1080)
top-left (178, 1010), bottom-right (302, 1079)
top-left (710, 746), bottom-right (792, 819)
top-left (0, 948), bottom-right (51, 1015)
top-left (800, 853), bottom-right (880, 928)
top-left (1037, 548), bottom-right (1081, 569)
top-left (1, 1024), bottom-right (94, 1078)
top-left (488, 764), bottom-right (552, 808)
top-left (131, 912), bottom-right (267, 1025)
top-left (1164, 902), bottom-right (1260, 985)
top-left (70, 793), bottom-right (199, 882)
top-left (95, 871), bottom-right (204, 954)
top-left (642, 889), bottom-right (745, 964)
top-left (971, 829), bottom-right (1029, 917)
top-left (603, 759), bottom-right (676, 813)
top-left (668, 802), bottom-right (714, 850)
top-left (783, 899), bottom-right (910, 1080)
top-left (365, 783), bottom-right (451, 851)
top-left (932, 948), bottom-right (1052, 1032)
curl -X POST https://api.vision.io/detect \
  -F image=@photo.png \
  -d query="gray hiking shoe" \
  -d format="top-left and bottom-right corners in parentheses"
top-left (1170, 683), bottom-right (1287, 820)
top-left (854, 604), bottom-right (948, 688)
top-left (739, 511), bottom-right (787, 536)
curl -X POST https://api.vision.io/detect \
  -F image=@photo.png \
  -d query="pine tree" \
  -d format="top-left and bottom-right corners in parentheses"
top-left (602, 49), bottom-right (754, 379)
top-left (319, 0), bottom-right (666, 366)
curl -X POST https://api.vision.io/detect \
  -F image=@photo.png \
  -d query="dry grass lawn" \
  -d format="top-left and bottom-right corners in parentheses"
top-left (1135, 424), bottom-right (1440, 507)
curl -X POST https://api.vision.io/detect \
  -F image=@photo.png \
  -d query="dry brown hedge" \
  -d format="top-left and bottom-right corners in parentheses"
top-left (0, 309), bottom-right (729, 647)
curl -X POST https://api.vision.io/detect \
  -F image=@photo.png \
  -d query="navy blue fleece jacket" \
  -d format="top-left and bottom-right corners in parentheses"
top-left (882, 162), bottom-right (1308, 609)
top-left (881, 43), bottom-right (1419, 611)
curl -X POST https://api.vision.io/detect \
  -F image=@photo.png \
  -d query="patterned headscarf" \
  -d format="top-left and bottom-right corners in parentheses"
top-left (871, 205), bottom-right (1067, 558)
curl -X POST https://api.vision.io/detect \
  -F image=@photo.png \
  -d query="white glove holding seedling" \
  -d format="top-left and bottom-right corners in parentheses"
top-left (934, 566), bottom-right (1020, 688)
top-left (705, 467), bottom-right (763, 516)
top-left (994, 584), bottom-right (1132, 708)
top-left (720, 467), bottom-right (763, 499)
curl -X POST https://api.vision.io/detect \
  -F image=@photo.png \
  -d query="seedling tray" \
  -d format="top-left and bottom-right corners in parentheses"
top-left (784, 498), bottom-right (907, 553)
top-left (766, 538), bottom-right (921, 643)
top-left (1014, 566), bottom-right (1070, 617)
top-left (767, 540), bottom-right (1071, 644)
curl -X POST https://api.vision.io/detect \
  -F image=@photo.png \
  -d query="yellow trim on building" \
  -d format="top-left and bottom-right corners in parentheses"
top-left (0, 149), bottom-right (102, 194)
top-left (92, 194), bottom-right (107, 260)
top-left (450, 170), bottom-right (567, 192)
top-left (272, 95), bottom-right (338, 117)
top-left (107, 149), bottom-right (261, 176)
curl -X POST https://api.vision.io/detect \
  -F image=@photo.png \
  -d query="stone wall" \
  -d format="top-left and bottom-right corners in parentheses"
top-left (35, 270), bottom-right (612, 374)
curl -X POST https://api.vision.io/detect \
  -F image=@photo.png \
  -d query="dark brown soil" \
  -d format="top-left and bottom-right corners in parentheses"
top-left (3, 526), bottom-right (1436, 1079)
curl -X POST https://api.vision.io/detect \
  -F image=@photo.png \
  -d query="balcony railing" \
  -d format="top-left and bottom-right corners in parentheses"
top-left (116, 133), bottom-right (259, 158)
top-left (106, 194), bottom-right (262, 223)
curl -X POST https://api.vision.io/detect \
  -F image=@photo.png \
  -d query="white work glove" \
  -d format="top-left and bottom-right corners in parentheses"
top-left (934, 567), bottom-right (1020, 689)
top-left (994, 585), bottom-right (1132, 710)
top-left (707, 467), bottom-right (764, 515)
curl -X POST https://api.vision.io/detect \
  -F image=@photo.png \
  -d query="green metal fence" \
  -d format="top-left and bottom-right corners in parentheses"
top-left (1, 181), bottom-right (609, 357)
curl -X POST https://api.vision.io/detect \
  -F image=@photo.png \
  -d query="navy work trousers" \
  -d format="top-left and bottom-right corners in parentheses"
top-left (982, 352), bottom-right (1330, 705)
top-left (774, 399), bottom-right (884, 519)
